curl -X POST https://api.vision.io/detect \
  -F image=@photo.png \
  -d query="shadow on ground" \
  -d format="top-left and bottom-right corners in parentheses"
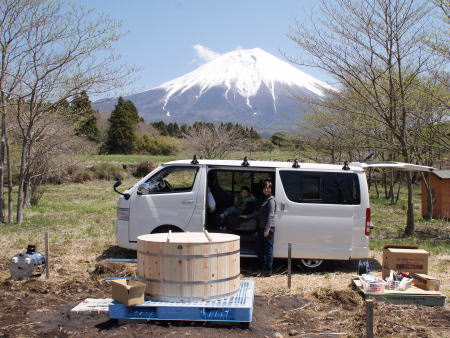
top-left (94, 318), bottom-right (253, 331)
top-left (96, 245), bottom-right (137, 261)
top-left (97, 246), bottom-right (382, 278)
top-left (240, 257), bottom-right (381, 277)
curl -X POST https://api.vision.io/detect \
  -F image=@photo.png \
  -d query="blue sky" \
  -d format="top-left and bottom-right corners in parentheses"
top-left (75, 0), bottom-right (333, 98)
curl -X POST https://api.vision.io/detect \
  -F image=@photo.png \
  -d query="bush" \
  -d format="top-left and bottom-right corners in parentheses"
top-left (257, 139), bottom-right (276, 152)
top-left (128, 160), bottom-right (157, 178)
top-left (30, 185), bottom-right (46, 206)
top-left (136, 135), bottom-right (179, 155)
top-left (37, 163), bottom-right (127, 184)
top-left (69, 165), bottom-right (93, 183)
top-left (46, 164), bottom-right (92, 184)
top-left (89, 163), bottom-right (127, 181)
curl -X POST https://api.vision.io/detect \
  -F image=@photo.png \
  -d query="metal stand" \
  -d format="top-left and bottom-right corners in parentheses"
top-left (287, 242), bottom-right (292, 289)
top-left (366, 299), bottom-right (374, 338)
top-left (45, 232), bottom-right (49, 279)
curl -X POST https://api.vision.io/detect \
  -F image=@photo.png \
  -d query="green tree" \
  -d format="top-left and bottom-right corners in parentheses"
top-left (70, 91), bottom-right (100, 142)
top-left (1, 0), bottom-right (133, 224)
top-left (136, 134), bottom-right (180, 155)
top-left (167, 122), bottom-right (181, 137)
top-left (106, 97), bottom-right (140, 154)
top-left (288, 0), bottom-right (446, 235)
top-left (180, 124), bottom-right (190, 135)
top-left (150, 121), bottom-right (168, 135)
top-left (271, 132), bottom-right (289, 147)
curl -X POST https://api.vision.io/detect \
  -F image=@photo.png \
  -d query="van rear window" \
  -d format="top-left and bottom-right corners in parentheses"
top-left (279, 171), bottom-right (360, 204)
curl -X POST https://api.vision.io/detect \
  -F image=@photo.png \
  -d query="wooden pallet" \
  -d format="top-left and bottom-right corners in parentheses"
top-left (352, 279), bottom-right (446, 306)
top-left (108, 280), bottom-right (254, 324)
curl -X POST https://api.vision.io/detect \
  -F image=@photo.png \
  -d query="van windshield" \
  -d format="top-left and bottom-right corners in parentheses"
top-left (145, 166), bottom-right (199, 193)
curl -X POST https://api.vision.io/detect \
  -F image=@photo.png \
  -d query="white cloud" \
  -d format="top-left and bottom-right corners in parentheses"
top-left (193, 44), bottom-right (221, 63)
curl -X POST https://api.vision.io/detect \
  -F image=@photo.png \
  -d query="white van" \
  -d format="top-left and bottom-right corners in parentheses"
top-left (114, 158), bottom-right (432, 269)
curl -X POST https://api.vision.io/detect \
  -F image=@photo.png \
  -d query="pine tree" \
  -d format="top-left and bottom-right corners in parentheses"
top-left (70, 91), bottom-right (100, 142)
top-left (106, 97), bottom-right (140, 154)
top-left (180, 124), bottom-right (189, 135)
top-left (151, 121), bottom-right (169, 135)
top-left (249, 127), bottom-right (260, 140)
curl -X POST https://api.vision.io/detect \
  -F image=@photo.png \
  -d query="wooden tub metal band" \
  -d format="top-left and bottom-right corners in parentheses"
top-left (145, 288), bottom-right (240, 302)
top-left (137, 249), bottom-right (240, 259)
top-left (143, 273), bottom-right (240, 285)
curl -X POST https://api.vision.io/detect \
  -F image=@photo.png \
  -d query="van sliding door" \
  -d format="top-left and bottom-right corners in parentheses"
top-left (274, 169), bottom-right (359, 260)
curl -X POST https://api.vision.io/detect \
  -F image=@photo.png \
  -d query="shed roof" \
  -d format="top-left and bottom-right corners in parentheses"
top-left (433, 170), bottom-right (450, 179)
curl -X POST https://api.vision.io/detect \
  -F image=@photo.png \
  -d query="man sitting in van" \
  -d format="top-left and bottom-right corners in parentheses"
top-left (219, 186), bottom-right (255, 220)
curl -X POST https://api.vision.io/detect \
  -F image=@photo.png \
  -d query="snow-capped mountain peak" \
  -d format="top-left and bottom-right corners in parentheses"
top-left (93, 48), bottom-right (334, 131)
top-left (156, 48), bottom-right (332, 112)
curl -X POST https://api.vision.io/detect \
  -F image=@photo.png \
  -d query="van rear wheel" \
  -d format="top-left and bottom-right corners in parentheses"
top-left (299, 258), bottom-right (323, 270)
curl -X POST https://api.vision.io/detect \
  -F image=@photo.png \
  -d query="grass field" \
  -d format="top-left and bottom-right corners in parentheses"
top-left (369, 189), bottom-right (449, 256)
top-left (0, 180), bottom-right (121, 279)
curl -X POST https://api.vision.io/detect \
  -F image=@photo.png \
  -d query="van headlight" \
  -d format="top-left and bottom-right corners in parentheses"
top-left (117, 208), bottom-right (130, 221)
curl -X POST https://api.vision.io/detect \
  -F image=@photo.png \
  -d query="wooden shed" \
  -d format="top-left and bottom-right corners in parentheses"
top-left (421, 170), bottom-right (450, 220)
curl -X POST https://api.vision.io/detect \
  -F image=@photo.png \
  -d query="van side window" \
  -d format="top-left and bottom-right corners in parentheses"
top-left (280, 171), bottom-right (360, 204)
top-left (145, 166), bottom-right (199, 193)
top-left (303, 176), bottom-right (321, 200)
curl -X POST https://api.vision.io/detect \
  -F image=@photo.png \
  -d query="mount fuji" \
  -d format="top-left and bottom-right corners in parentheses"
top-left (93, 48), bottom-right (334, 131)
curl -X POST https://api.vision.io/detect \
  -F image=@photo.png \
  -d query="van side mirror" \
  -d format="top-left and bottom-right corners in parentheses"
top-left (113, 180), bottom-right (130, 200)
top-left (137, 183), bottom-right (151, 195)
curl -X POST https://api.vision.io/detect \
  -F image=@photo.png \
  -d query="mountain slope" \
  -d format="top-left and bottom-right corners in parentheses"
top-left (94, 48), bottom-right (333, 131)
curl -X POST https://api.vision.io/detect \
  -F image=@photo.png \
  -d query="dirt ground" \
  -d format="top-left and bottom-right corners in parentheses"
top-left (0, 252), bottom-right (449, 337)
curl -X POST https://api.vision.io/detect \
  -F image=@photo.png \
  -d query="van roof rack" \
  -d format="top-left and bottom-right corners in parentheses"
top-left (191, 155), bottom-right (199, 165)
top-left (241, 157), bottom-right (250, 167)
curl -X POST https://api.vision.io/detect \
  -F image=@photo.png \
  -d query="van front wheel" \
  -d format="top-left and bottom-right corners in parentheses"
top-left (299, 258), bottom-right (323, 270)
top-left (152, 225), bottom-right (183, 234)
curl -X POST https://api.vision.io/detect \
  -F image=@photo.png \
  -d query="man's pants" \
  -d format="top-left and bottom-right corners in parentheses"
top-left (223, 206), bottom-right (242, 217)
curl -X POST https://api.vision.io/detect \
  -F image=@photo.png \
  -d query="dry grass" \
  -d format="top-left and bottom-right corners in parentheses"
top-left (250, 253), bottom-right (448, 297)
top-left (0, 179), bottom-right (129, 280)
top-left (249, 253), bottom-right (449, 337)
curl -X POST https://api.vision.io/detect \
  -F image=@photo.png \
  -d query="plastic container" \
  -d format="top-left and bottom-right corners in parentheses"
top-left (386, 280), bottom-right (400, 290)
top-left (386, 278), bottom-right (413, 291)
top-left (360, 275), bottom-right (386, 293)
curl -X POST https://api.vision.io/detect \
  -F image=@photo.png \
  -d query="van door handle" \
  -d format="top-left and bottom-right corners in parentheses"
top-left (280, 203), bottom-right (286, 211)
top-left (182, 199), bottom-right (194, 204)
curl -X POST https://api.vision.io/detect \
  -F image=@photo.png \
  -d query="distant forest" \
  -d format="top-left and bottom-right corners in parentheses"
top-left (150, 121), bottom-right (261, 140)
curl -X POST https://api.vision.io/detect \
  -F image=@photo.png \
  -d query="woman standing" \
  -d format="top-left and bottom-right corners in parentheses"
top-left (240, 181), bottom-right (276, 276)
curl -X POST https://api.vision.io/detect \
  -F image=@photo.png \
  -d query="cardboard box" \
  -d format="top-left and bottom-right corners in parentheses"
top-left (382, 245), bottom-right (428, 278)
top-left (111, 279), bottom-right (146, 306)
top-left (412, 274), bottom-right (440, 291)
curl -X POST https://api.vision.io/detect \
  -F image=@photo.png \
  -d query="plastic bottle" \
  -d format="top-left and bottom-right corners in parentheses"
top-left (357, 260), bottom-right (370, 275)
